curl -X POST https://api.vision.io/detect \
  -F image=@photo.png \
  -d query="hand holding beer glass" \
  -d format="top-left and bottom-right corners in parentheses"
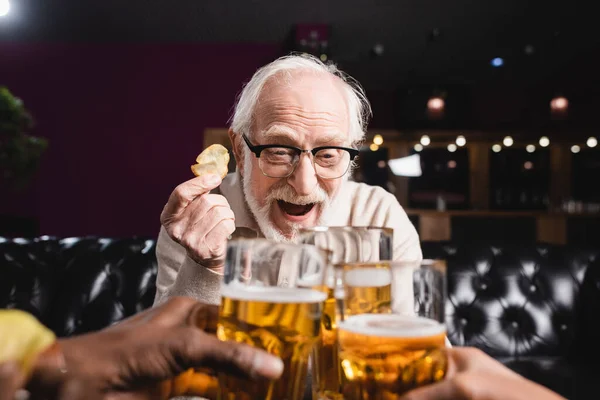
top-left (217, 239), bottom-right (327, 400)
top-left (338, 261), bottom-right (448, 399)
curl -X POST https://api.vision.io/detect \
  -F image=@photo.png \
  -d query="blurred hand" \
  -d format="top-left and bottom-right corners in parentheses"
top-left (400, 347), bottom-right (565, 400)
top-left (29, 297), bottom-right (283, 400)
top-left (160, 174), bottom-right (235, 269)
top-left (0, 362), bottom-right (24, 400)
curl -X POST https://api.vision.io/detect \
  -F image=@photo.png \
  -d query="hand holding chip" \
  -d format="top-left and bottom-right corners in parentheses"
top-left (160, 144), bottom-right (235, 270)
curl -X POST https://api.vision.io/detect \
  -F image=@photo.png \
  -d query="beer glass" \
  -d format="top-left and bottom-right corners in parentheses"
top-left (337, 261), bottom-right (448, 399)
top-left (217, 239), bottom-right (328, 400)
top-left (297, 227), bottom-right (393, 400)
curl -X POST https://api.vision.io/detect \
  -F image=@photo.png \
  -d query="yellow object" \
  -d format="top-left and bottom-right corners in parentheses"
top-left (191, 144), bottom-right (230, 179)
top-left (0, 309), bottom-right (56, 374)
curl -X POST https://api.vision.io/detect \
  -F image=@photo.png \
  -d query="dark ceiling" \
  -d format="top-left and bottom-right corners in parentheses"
top-left (1, 0), bottom-right (598, 90)
top-left (1, 0), bottom-right (599, 133)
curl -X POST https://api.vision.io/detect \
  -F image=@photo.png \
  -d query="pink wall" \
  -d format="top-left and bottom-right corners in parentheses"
top-left (0, 43), bottom-right (279, 237)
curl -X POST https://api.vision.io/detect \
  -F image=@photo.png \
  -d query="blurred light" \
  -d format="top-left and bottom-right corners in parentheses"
top-left (491, 57), bottom-right (504, 67)
top-left (550, 96), bottom-right (568, 111)
top-left (539, 136), bottom-right (550, 147)
top-left (373, 134), bottom-right (384, 146)
top-left (526, 144), bottom-right (536, 153)
top-left (492, 144), bottom-right (502, 153)
top-left (524, 161), bottom-right (533, 170)
top-left (369, 144), bottom-right (379, 152)
top-left (427, 97), bottom-right (444, 111)
top-left (571, 145), bottom-right (581, 154)
top-left (524, 45), bottom-right (535, 55)
top-left (456, 135), bottom-right (466, 147)
top-left (587, 137), bottom-right (598, 148)
top-left (503, 136), bottom-right (514, 147)
top-left (420, 135), bottom-right (431, 146)
top-left (320, 54), bottom-right (328, 62)
top-left (447, 160), bottom-right (457, 169)
top-left (388, 154), bottom-right (422, 177)
top-left (0, 0), bottom-right (9, 17)
top-left (414, 143), bottom-right (423, 152)
top-left (372, 43), bottom-right (385, 56)
top-left (377, 160), bottom-right (387, 169)
top-left (447, 144), bottom-right (457, 152)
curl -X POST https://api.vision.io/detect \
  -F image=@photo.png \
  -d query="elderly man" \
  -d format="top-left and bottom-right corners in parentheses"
top-left (154, 54), bottom-right (421, 306)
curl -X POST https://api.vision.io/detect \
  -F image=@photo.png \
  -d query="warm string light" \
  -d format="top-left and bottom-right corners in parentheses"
top-left (550, 96), bottom-right (569, 111)
top-left (539, 137), bottom-right (550, 147)
top-left (406, 135), bottom-right (594, 155)
top-left (427, 97), bottom-right (445, 111)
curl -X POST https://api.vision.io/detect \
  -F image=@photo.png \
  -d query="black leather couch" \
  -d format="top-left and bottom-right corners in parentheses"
top-left (2, 236), bottom-right (599, 399)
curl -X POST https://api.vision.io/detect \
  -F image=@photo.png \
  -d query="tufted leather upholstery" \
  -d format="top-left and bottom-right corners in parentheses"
top-left (0, 236), bottom-right (157, 337)
top-left (1, 237), bottom-right (599, 398)
top-left (422, 241), bottom-right (600, 399)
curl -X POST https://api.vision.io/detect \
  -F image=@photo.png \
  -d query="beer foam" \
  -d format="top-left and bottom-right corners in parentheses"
top-left (344, 267), bottom-right (391, 288)
top-left (338, 314), bottom-right (446, 338)
top-left (221, 284), bottom-right (328, 304)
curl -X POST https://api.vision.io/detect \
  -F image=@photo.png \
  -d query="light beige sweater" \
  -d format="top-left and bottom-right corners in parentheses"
top-left (154, 172), bottom-right (423, 309)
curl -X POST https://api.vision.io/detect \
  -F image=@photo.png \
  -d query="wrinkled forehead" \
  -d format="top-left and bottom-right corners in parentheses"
top-left (252, 70), bottom-right (350, 144)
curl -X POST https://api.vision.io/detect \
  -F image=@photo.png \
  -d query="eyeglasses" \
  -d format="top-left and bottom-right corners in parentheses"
top-left (242, 134), bottom-right (359, 179)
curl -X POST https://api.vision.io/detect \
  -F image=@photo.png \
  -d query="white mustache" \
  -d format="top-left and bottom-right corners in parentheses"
top-left (266, 184), bottom-right (329, 206)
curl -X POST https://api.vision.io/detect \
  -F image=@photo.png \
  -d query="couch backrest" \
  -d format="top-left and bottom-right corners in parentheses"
top-left (1, 236), bottom-right (599, 359)
top-left (0, 236), bottom-right (157, 337)
top-left (422, 242), bottom-right (600, 358)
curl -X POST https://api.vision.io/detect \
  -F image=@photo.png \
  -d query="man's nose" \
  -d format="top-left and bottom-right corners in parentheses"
top-left (287, 153), bottom-right (318, 196)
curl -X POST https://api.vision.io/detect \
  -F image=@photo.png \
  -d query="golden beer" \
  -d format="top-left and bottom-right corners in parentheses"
top-left (344, 266), bottom-right (392, 316)
top-left (217, 285), bottom-right (327, 400)
top-left (312, 285), bottom-right (343, 400)
top-left (338, 314), bottom-right (448, 399)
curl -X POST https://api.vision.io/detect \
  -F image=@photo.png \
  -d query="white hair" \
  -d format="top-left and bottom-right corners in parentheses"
top-left (229, 53), bottom-right (372, 147)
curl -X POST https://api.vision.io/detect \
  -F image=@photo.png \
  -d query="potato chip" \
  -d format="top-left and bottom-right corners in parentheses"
top-left (191, 144), bottom-right (230, 179)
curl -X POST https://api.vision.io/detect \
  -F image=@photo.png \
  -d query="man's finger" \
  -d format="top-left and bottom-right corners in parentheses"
top-left (175, 330), bottom-right (283, 381)
top-left (180, 194), bottom-right (232, 225)
top-left (187, 206), bottom-right (235, 239)
top-left (161, 174), bottom-right (222, 222)
top-left (57, 379), bottom-right (103, 400)
top-left (0, 362), bottom-right (24, 400)
top-left (113, 297), bottom-right (199, 329)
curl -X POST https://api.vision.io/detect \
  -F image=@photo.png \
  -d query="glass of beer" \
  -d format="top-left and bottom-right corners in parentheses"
top-left (297, 227), bottom-right (393, 400)
top-left (217, 239), bottom-right (328, 400)
top-left (337, 261), bottom-right (448, 399)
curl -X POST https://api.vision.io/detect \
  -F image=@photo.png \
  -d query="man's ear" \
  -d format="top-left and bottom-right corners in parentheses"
top-left (228, 128), bottom-right (244, 174)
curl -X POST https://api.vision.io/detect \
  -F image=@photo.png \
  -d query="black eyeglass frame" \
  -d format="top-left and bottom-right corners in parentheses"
top-left (242, 133), bottom-right (359, 179)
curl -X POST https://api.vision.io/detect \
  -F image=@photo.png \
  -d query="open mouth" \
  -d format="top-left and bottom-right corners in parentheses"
top-left (277, 200), bottom-right (316, 216)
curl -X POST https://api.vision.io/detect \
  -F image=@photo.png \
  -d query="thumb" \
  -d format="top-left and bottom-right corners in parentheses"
top-left (0, 362), bottom-right (25, 400)
top-left (162, 174), bottom-right (222, 220)
top-left (175, 330), bottom-right (283, 381)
